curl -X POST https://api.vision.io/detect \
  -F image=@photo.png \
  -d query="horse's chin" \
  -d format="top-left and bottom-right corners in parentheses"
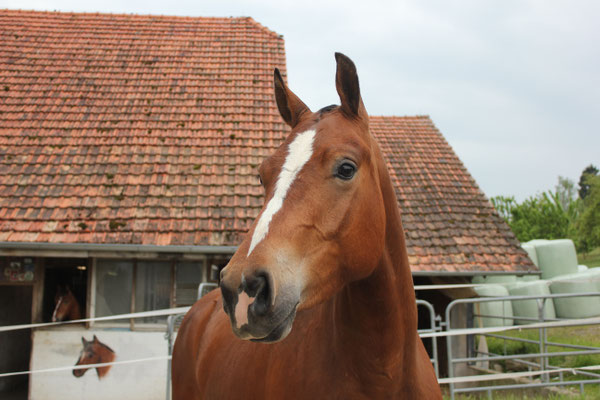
top-left (249, 307), bottom-right (297, 343)
top-left (232, 303), bottom-right (298, 344)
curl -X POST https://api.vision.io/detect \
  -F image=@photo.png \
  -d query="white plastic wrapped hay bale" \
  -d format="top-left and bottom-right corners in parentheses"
top-left (483, 275), bottom-right (518, 285)
top-left (519, 274), bottom-right (541, 282)
top-left (534, 239), bottom-right (578, 279)
top-left (508, 281), bottom-right (556, 324)
top-left (474, 285), bottom-right (513, 327)
top-left (471, 275), bottom-right (517, 287)
top-left (521, 243), bottom-right (539, 267)
top-left (549, 268), bottom-right (600, 318)
top-left (524, 239), bottom-right (549, 246)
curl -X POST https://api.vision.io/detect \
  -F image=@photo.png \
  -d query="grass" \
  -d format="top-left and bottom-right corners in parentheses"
top-left (485, 325), bottom-right (600, 368)
top-left (448, 325), bottom-right (600, 399)
top-left (578, 247), bottom-right (600, 268)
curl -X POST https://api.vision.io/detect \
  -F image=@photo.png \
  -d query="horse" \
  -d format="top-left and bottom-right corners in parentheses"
top-left (52, 286), bottom-right (82, 322)
top-left (172, 53), bottom-right (442, 399)
top-left (73, 335), bottom-right (116, 379)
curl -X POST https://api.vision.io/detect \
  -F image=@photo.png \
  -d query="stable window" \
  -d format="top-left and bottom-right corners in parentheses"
top-left (135, 261), bottom-right (171, 324)
top-left (175, 262), bottom-right (204, 307)
top-left (93, 256), bottom-right (226, 329)
top-left (95, 260), bottom-right (133, 319)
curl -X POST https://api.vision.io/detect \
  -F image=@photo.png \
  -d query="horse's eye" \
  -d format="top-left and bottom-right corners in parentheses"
top-left (335, 161), bottom-right (357, 180)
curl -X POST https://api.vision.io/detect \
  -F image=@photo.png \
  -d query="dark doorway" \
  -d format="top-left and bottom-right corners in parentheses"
top-left (0, 285), bottom-right (32, 399)
top-left (42, 258), bottom-right (88, 323)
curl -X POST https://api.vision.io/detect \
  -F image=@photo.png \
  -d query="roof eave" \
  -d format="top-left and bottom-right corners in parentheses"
top-left (0, 241), bottom-right (237, 259)
top-left (411, 269), bottom-right (541, 277)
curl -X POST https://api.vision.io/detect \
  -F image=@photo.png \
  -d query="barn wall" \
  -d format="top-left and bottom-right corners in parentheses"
top-left (0, 286), bottom-right (32, 395)
top-left (30, 328), bottom-right (168, 400)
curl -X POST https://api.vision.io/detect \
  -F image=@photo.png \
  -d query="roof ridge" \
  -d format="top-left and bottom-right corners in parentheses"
top-left (369, 115), bottom-right (431, 119)
top-left (0, 8), bottom-right (247, 23)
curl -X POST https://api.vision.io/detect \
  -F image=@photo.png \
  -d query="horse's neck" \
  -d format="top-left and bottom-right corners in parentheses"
top-left (95, 349), bottom-right (115, 379)
top-left (69, 296), bottom-right (82, 320)
top-left (331, 145), bottom-right (418, 373)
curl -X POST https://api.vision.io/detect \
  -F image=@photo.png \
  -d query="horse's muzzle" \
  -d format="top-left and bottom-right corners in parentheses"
top-left (220, 269), bottom-right (298, 343)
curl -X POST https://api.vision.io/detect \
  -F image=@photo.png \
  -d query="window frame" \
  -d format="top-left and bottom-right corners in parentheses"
top-left (89, 255), bottom-right (224, 331)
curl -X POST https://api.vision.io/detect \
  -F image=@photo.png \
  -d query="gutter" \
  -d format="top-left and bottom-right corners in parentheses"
top-left (0, 242), bottom-right (540, 276)
top-left (0, 241), bottom-right (237, 257)
top-left (412, 269), bottom-right (541, 277)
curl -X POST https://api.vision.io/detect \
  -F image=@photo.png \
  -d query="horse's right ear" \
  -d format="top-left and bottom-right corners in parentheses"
top-left (273, 68), bottom-right (310, 128)
top-left (81, 337), bottom-right (87, 345)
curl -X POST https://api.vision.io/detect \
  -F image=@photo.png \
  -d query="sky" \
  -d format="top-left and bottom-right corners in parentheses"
top-left (4, 0), bottom-right (600, 201)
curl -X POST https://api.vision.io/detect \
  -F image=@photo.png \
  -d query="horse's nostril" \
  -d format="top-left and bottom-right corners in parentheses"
top-left (219, 280), bottom-right (237, 314)
top-left (246, 272), bottom-right (271, 317)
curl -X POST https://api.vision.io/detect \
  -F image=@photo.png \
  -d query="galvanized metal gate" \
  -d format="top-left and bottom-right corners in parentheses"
top-left (444, 292), bottom-right (600, 399)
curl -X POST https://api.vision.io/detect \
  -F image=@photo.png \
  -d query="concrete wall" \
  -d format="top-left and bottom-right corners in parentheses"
top-left (30, 328), bottom-right (168, 400)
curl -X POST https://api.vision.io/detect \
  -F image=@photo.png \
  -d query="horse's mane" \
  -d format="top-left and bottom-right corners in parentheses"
top-left (317, 104), bottom-right (338, 116)
top-left (98, 341), bottom-right (115, 354)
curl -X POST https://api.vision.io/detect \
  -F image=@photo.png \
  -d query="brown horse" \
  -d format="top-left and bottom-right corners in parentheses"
top-left (172, 53), bottom-right (442, 399)
top-left (73, 335), bottom-right (115, 379)
top-left (52, 286), bottom-right (82, 322)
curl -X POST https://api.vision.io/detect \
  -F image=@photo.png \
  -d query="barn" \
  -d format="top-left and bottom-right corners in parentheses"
top-left (0, 9), bottom-right (536, 399)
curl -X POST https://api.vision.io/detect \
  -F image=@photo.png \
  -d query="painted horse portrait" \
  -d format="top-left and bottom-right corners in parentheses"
top-left (52, 286), bottom-right (82, 322)
top-left (73, 335), bottom-right (115, 379)
top-left (172, 53), bottom-right (442, 399)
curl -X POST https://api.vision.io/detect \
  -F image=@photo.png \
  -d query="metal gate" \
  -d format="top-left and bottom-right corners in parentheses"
top-left (416, 299), bottom-right (442, 378)
top-left (444, 291), bottom-right (600, 399)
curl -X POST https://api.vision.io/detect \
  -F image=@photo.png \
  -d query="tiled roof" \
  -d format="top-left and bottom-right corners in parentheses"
top-left (0, 10), bottom-right (535, 274)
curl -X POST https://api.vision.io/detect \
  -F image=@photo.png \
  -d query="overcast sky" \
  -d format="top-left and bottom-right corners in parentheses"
top-left (5, 0), bottom-right (600, 201)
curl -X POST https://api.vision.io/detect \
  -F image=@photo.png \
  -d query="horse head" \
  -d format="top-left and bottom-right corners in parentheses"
top-left (220, 53), bottom-right (387, 342)
top-left (52, 286), bottom-right (81, 322)
top-left (73, 335), bottom-right (115, 378)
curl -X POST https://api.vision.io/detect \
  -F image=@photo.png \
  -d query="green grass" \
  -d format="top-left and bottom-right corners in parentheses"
top-left (485, 325), bottom-right (600, 369)
top-left (578, 247), bottom-right (600, 268)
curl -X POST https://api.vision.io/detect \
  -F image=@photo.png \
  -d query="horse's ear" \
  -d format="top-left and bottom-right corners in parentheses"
top-left (93, 335), bottom-right (98, 343)
top-left (334, 52), bottom-right (367, 119)
top-left (82, 336), bottom-right (87, 345)
top-left (273, 68), bottom-right (310, 128)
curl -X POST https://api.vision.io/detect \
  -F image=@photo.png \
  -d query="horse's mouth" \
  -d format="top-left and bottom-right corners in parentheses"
top-left (249, 304), bottom-right (298, 343)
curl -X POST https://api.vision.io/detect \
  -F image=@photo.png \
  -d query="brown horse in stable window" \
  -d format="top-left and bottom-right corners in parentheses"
top-left (172, 53), bottom-right (442, 399)
top-left (73, 335), bottom-right (115, 379)
top-left (52, 286), bottom-right (82, 322)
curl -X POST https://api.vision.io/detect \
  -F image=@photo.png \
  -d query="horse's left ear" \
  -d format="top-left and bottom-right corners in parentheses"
top-left (273, 68), bottom-right (311, 128)
top-left (334, 52), bottom-right (367, 120)
top-left (93, 335), bottom-right (98, 342)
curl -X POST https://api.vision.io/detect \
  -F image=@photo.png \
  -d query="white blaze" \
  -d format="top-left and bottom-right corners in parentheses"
top-left (247, 129), bottom-right (317, 256)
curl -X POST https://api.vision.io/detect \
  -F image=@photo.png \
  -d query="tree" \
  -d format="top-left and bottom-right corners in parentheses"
top-left (491, 172), bottom-right (599, 254)
top-left (491, 190), bottom-right (577, 243)
top-left (574, 174), bottom-right (600, 253)
top-left (556, 176), bottom-right (576, 211)
top-left (578, 164), bottom-right (599, 200)
top-left (490, 195), bottom-right (517, 222)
